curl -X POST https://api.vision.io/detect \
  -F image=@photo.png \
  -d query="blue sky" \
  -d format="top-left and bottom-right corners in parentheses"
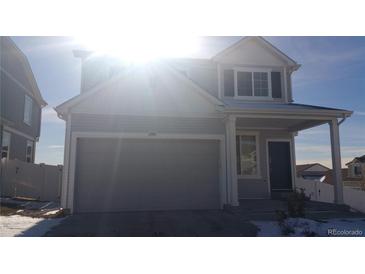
top-left (12, 36), bottom-right (365, 167)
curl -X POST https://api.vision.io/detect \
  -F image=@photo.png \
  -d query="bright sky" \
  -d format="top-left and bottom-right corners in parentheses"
top-left (12, 36), bottom-right (365, 168)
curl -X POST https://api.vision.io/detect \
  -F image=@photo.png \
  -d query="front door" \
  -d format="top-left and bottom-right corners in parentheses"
top-left (268, 141), bottom-right (293, 194)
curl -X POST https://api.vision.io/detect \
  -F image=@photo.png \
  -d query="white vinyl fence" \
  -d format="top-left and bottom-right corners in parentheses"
top-left (0, 159), bottom-right (62, 202)
top-left (296, 177), bottom-right (365, 213)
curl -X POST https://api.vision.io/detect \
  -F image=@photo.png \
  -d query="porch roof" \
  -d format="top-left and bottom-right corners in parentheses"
top-left (222, 102), bottom-right (353, 132)
top-left (222, 101), bottom-right (352, 118)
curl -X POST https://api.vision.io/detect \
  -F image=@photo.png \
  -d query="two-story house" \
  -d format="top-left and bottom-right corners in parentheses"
top-left (56, 36), bottom-right (352, 213)
top-left (1, 37), bottom-right (47, 163)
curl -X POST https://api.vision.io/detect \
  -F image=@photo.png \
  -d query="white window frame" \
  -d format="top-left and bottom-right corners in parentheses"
top-left (1, 131), bottom-right (11, 160)
top-left (236, 131), bottom-right (261, 179)
top-left (26, 140), bottom-right (34, 163)
top-left (23, 94), bottom-right (33, 126)
top-left (233, 67), bottom-right (272, 100)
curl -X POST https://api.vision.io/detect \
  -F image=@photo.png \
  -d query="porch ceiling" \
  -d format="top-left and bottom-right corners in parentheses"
top-left (236, 117), bottom-right (328, 132)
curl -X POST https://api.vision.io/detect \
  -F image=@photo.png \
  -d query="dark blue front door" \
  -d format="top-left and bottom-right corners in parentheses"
top-left (268, 141), bottom-right (293, 193)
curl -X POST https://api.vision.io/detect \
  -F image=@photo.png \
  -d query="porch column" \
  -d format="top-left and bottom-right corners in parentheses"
top-left (329, 118), bottom-right (344, 204)
top-left (226, 116), bottom-right (239, 206)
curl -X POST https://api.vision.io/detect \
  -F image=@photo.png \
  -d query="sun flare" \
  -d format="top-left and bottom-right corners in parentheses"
top-left (75, 35), bottom-right (200, 63)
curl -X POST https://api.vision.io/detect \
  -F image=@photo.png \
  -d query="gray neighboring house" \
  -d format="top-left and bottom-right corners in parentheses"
top-left (56, 36), bottom-right (352, 213)
top-left (0, 37), bottom-right (47, 163)
top-left (296, 163), bottom-right (330, 181)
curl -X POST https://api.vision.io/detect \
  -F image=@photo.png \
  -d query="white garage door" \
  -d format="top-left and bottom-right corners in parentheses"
top-left (74, 138), bottom-right (221, 213)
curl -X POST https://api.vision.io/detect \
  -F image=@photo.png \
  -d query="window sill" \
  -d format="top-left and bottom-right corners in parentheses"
top-left (238, 175), bottom-right (262, 180)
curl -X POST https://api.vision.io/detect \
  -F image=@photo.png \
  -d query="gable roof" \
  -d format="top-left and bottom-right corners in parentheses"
top-left (296, 163), bottom-right (330, 173)
top-left (346, 155), bottom-right (365, 165)
top-left (55, 60), bottom-right (224, 118)
top-left (1, 37), bottom-right (47, 107)
top-left (212, 36), bottom-right (300, 69)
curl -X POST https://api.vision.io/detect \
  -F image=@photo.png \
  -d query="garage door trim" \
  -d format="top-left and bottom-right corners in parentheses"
top-left (65, 131), bottom-right (227, 213)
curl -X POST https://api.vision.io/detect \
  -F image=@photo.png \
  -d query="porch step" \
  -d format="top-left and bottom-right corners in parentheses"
top-left (270, 191), bottom-right (293, 200)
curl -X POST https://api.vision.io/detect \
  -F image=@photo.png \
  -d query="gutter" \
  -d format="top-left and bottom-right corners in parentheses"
top-left (221, 108), bottom-right (353, 118)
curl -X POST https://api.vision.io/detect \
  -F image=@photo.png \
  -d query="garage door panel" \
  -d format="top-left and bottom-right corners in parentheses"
top-left (74, 138), bottom-right (220, 212)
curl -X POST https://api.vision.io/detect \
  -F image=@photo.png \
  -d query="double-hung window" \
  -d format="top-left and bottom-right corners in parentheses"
top-left (235, 69), bottom-right (270, 98)
top-left (223, 68), bottom-right (282, 99)
top-left (1, 131), bottom-right (11, 159)
top-left (24, 94), bottom-right (33, 125)
top-left (236, 133), bottom-right (260, 178)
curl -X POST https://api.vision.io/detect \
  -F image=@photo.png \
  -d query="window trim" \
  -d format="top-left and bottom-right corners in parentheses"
top-left (236, 131), bottom-right (261, 179)
top-left (233, 67), bottom-right (272, 100)
top-left (23, 94), bottom-right (33, 126)
top-left (26, 140), bottom-right (34, 163)
top-left (1, 131), bottom-right (11, 160)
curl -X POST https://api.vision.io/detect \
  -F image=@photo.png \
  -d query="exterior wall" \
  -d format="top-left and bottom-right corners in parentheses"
top-left (169, 60), bottom-right (219, 98)
top-left (1, 72), bottom-right (42, 138)
top-left (237, 129), bottom-right (293, 199)
top-left (72, 74), bottom-right (220, 117)
top-left (0, 37), bottom-right (42, 140)
top-left (70, 113), bottom-right (225, 135)
top-left (217, 39), bottom-right (288, 67)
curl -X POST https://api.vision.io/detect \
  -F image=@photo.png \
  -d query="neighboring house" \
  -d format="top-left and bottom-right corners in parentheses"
top-left (296, 163), bottom-right (330, 182)
top-left (296, 160), bottom-right (364, 190)
top-left (323, 168), bottom-right (364, 190)
top-left (56, 36), bottom-right (352, 213)
top-left (322, 155), bottom-right (365, 190)
top-left (346, 155), bottom-right (365, 179)
top-left (0, 37), bottom-right (47, 163)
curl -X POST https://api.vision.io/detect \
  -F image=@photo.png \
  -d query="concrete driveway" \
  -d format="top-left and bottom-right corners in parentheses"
top-left (45, 209), bottom-right (258, 236)
top-left (44, 199), bottom-right (365, 237)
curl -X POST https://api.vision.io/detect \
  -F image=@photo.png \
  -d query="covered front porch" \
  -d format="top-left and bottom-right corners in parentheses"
top-left (222, 103), bottom-right (353, 207)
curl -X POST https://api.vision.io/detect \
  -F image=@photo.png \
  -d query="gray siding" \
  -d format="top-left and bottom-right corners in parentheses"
top-left (188, 66), bottom-right (219, 98)
top-left (1, 72), bottom-right (41, 138)
top-left (71, 114), bottom-right (225, 135)
top-left (0, 37), bottom-right (42, 139)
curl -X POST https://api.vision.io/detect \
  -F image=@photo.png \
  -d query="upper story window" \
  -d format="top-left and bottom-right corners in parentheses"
top-left (1, 131), bottom-right (11, 159)
top-left (23, 94), bottom-right (33, 125)
top-left (223, 68), bottom-right (283, 100)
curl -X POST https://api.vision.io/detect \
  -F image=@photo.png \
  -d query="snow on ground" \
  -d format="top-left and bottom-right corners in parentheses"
top-left (253, 218), bottom-right (365, 236)
top-left (0, 215), bottom-right (65, 237)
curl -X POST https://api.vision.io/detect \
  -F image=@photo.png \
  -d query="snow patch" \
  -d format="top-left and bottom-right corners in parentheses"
top-left (0, 215), bottom-right (65, 237)
top-left (252, 218), bottom-right (365, 237)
